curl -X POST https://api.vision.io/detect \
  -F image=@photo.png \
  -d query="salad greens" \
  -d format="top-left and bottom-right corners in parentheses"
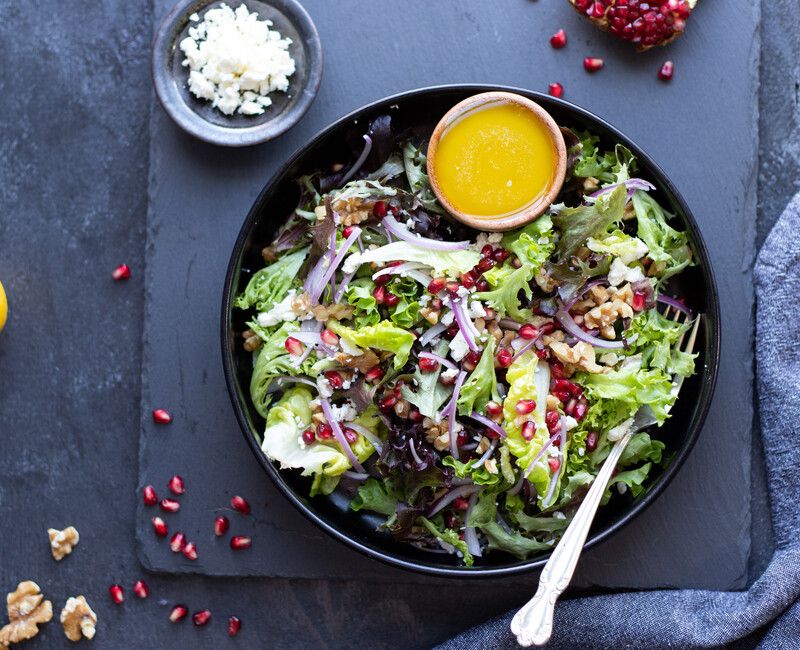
top-left (234, 116), bottom-right (697, 566)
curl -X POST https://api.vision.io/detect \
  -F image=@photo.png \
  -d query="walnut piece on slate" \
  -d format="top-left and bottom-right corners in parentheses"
top-left (48, 526), bottom-right (80, 561)
top-left (60, 596), bottom-right (97, 642)
top-left (0, 581), bottom-right (53, 646)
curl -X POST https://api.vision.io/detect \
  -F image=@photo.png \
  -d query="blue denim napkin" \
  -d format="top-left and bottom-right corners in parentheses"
top-left (436, 192), bottom-right (800, 649)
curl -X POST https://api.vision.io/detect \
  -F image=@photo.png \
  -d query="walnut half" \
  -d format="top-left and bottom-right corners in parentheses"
top-left (0, 581), bottom-right (53, 646)
top-left (48, 526), bottom-right (80, 561)
top-left (60, 596), bottom-right (97, 642)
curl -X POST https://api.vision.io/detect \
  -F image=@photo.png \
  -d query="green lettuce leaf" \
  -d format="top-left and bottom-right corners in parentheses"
top-left (350, 478), bottom-right (398, 516)
top-left (442, 455), bottom-right (502, 487)
top-left (400, 341), bottom-right (452, 418)
top-left (328, 320), bottom-right (415, 369)
top-left (354, 241), bottom-right (480, 276)
top-left (346, 278), bottom-right (381, 328)
top-left (632, 191), bottom-right (693, 282)
top-left (467, 491), bottom-right (551, 559)
top-left (419, 517), bottom-right (473, 566)
top-left (607, 462), bottom-right (653, 499)
top-left (586, 229), bottom-right (649, 264)
top-left (387, 276), bottom-right (421, 329)
top-left (473, 264), bottom-right (533, 321)
top-left (250, 322), bottom-right (306, 418)
top-left (626, 309), bottom-right (697, 378)
top-left (234, 247), bottom-right (308, 312)
top-left (552, 185), bottom-right (627, 261)
top-left (457, 337), bottom-right (498, 416)
top-left (403, 142), bottom-right (445, 214)
top-left (619, 432), bottom-right (665, 467)
top-left (503, 215), bottom-right (555, 271)
top-left (573, 134), bottom-right (636, 185)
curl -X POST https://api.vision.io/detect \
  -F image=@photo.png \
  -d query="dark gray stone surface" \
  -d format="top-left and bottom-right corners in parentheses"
top-left (1, 0), bottom-right (792, 646)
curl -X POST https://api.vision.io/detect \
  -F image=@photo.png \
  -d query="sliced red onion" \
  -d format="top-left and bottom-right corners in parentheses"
top-left (419, 352), bottom-right (457, 372)
top-left (265, 375), bottom-right (318, 394)
top-left (419, 323), bottom-right (446, 347)
top-left (534, 361), bottom-right (551, 436)
top-left (563, 276), bottom-right (609, 311)
top-left (512, 337), bottom-right (538, 361)
top-left (339, 134), bottom-right (373, 185)
top-left (308, 227), bottom-right (362, 303)
top-left (555, 308), bottom-right (625, 349)
top-left (589, 178), bottom-right (655, 198)
top-left (523, 433), bottom-right (559, 479)
top-left (656, 294), bottom-right (693, 317)
top-left (382, 214), bottom-right (471, 251)
top-left (498, 318), bottom-right (521, 331)
top-left (342, 471), bottom-right (369, 481)
top-left (507, 475), bottom-right (526, 496)
top-left (329, 230), bottom-right (338, 298)
top-left (472, 440), bottom-right (498, 469)
top-left (344, 421), bottom-right (382, 453)
top-left (451, 299), bottom-right (480, 353)
top-left (333, 269), bottom-right (356, 302)
top-left (290, 331), bottom-right (335, 357)
top-left (464, 492), bottom-right (482, 558)
top-left (543, 455), bottom-right (562, 507)
top-left (320, 399), bottom-right (365, 473)
top-left (427, 484), bottom-right (481, 517)
top-left (408, 438), bottom-right (424, 466)
top-left (291, 320), bottom-right (322, 367)
top-left (448, 371), bottom-right (467, 457)
top-left (468, 412), bottom-right (506, 439)
top-left (372, 262), bottom-right (428, 281)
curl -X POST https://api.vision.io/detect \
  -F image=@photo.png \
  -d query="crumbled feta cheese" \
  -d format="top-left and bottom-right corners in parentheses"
top-left (448, 332), bottom-right (469, 361)
top-left (563, 416), bottom-right (579, 431)
top-left (179, 3), bottom-right (296, 116)
top-left (316, 376), bottom-right (333, 399)
top-left (257, 290), bottom-right (298, 327)
top-left (468, 300), bottom-right (486, 319)
top-left (440, 310), bottom-right (455, 326)
top-left (608, 257), bottom-right (646, 287)
top-left (456, 286), bottom-right (471, 299)
top-left (339, 337), bottom-right (363, 356)
top-left (577, 447), bottom-right (585, 457)
top-left (419, 294), bottom-right (431, 307)
top-left (341, 253), bottom-right (362, 275)
top-left (440, 368), bottom-right (459, 382)
top-left (599, 352), bottom-right (620, 366)
top-left (405, 218), bottom-right (414, 229)
top-left (329, 401), bottom-right (357, 422)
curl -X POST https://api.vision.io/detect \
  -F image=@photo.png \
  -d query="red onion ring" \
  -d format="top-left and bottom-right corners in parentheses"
top-left (320, 399), bottom-right (365, 473)
top-left (382, 215), bottom-right (471, 251)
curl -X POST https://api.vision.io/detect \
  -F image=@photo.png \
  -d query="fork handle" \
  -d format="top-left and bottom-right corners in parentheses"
top-left (510, 430), bottom-right (634, 647)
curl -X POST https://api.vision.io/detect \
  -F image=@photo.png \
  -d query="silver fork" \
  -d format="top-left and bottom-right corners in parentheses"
top-left (511, 308), bottom-right (701, 647)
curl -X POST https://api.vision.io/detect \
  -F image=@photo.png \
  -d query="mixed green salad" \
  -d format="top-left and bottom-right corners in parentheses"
top-left (234, 116), bottom-right (696, 566)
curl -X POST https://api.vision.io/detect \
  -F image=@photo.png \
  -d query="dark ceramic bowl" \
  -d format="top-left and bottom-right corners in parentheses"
top-left (221, 85), bottom-right (721, 578)
top-left (152, 0), bottom-right (322, 147)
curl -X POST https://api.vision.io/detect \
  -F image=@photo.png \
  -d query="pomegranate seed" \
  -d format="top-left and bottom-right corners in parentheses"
top-left (317, 423), bottom-right (333, 439)
top-left (342, 225), bottom-right (354, 238)
top-left (486, 401), bottom-right (503, 418)
top-left (574, 399), bottom-right (588, 421)
top-left (521, 421), bottom-right (536, 441)
top-left (373, 285), bottom-right (386, 304)
top-left (152, 408), bottom-right (172, 424)
top-left (565, 397), bottom-right (577, 416)
top-left (170, 532), bottom-right (186, 552)
top-left (461, 271), bottom-right (477, 289)
top-left (549, 361), bottom-right (565, 379)
top-left (519, 324), bottom-right (539, 340)
top-left (555, 378), bottom-right (582, 397)
top-left (112, 264), bottom-right (131, 281)
top-left (384, 291), bottom-right (400, 308)
top-left (476, 277), bottom-right (490, 292)
top-left (428, 277), bottom-right (446, 294)
top-left (446, 322), bottom-right (460, 337)
top-left (231, 495), bottom-right (250, 514)
top-left (228, 616), bottom-right (242, 637)
top-left (439, 372), bottom-right (456, 386)
top-left (492, 247), bottom-right (510, 263)
top-left (586, 431), bottom-right (599, 452)
top-left (658, 60), bottom-right (674, 80)
top-left (108, 585), bottom-right (124, 604)
top-left (343, 427), bottom-right (358, 444)
top-left (323, 370), bottom-right (343, 390)
top-left (481, 244), bottom-right (495, 258)
top-left (445, 512), bottom-right (458, 529)
top-left (445, 281), bottom-right (460, 296)
top-left (456, 431), bottom-right (469, 446)
top-left (160, 498), bottom-right (180, 513)
top-left (151, 516), bottom-right (168, 537)
top-left (452, 497), bottom-right (470, 511)
top-left (142, 485), bottom-right (158, 506)
top-left (192, 609), bottom-right (212, 626)
top-left (389, 205), bottom-right (399, 215)
top-left (465, 350), bottom-right (482, 366)
top-left (320, 328), bottom-right (339, 346)
top-left (365, 366), bottom-right (384, 383)
top-left (535, 348), bottom-right (548, 360)
top-left (214, 515), bottom-right (230, 536)
top-left (301, 428), bottom-right (316, 445)
top-left (373, 201), bottom-right (388, 218)
top-left (167, 474), bottom-right (185, 495)
top-left (169, 605), bottom-right (188, 623)
top-left (548, 83), bottom-right (564, 98)
top-left (590, 1), bottom-right (605, 18)
top-left (550, 28), bottom-right (567, 48)
top-left (374, 272), bottom-right (391, 286)
top-left (409, 409), bottom-right (423, 423)
top-left (515, 399), bottom-right (536, 415)
top-left (549, 457), bottom-right (561, 473)
top-left (230, 535), bottom-right (252, 550)
top-left (182, 541), bottom-right (198, 560)
top-left (485, 426), bottom-right (501, 440)
top-left (539, 322), bottom-right (556, 335)
top-left (133, 580), bottom-right (149, 599)
top-left (284, 336), bottom-right (304, 356)
top-left (419, 356), bottom-right (440, 373)
top-left (584, 57), bottom-right (604, 72)
top-left (477, 257), bottom-right (495, 272)
top-left (430, 297), bottom-right (444, 310)
top-left (496, 348), bottom-right (513, 368)
top-left (632, 291), bottom-right (647, 311)
top-left (545, 410), bottom-right (560, 429)
top-left (378, 394), bottom-right (397, 411)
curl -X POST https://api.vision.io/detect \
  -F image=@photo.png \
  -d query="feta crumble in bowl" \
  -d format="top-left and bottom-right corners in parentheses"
top-left (152, 0), bottom-right (322, 146)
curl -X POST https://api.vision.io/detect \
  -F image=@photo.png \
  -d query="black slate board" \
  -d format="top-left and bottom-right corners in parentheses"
top-left (139, 0), bottom-right (758, 588)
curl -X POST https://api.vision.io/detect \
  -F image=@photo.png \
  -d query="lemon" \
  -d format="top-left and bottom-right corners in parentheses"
top-left (0, 280), bottom-right (6, 332)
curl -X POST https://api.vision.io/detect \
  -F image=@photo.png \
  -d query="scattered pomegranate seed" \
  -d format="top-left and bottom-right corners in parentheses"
top-left (170, 531), bottom-right (186, 552)
top-left (574, 399), bottom-right (588, 421)
top-left (160, 498), bottom-right (180, 513)
top-left (477, 257), bottom-right (495, 272)
top-left (535, 348), bottom-right (548, 360)
top-left (365, 366), bottom-right (384, 383)
top-left (632, 291), bottom-right (647, 311)
top-left (373, 285), bottom-right (386, 304)
top-left (384, 291), bottom-right (400, 308)
top-left (214, 515), bottom-right (230, 537)
top-left (167, 474), bottom-right (185, 495)
top-left (169, 605), bottom-right (188, 623)
top-left (112, 264), bottom-right (131, 281)
top-left (372, 201), bottom-right (388, 218)
top-left (486, 401), bottom-right (503, 418)
top-left (519, 324), bottom-right (539, 340)
top-left (545, 410), bottom-right (560, 429)
top-left (496, 348), bottom-right (513, 368)
top-left (342, 225), bottom-right (354, 238)
top-left (320, 328), bottom-right (339, 346)
top-left (456, 431), bottom-right (469, 446)
top-left (461, 271), bottom-right (477, 289)
top-left (230, 535), bottom-right (252, 550)
top-left (152, 408), bottom-right (172, 424)
top-left (565, 397), bottom-right (577, 416)
top-left (446, 323), bottom-right (460, 337)
top-left (452, 497), bottom-right (470, 511)
top-left (133, 580), bottom-right (149, 599)
top-left (374, 272), bottom-right (391, 286)
top-left (658, 60), bottom-right (674, 81)
top-left (515, 399), bottom-right (536, 415)
top-left (323, 370), bottom-right (343, 390)
top-left (228, 616), bottom-right (242, 637)
top-left (231, 495), bottom-right (250, 514)
top-left (521, 421), bottom-right (536, 441)
top-left (428, 277), bottom-right (446, 294)
top-left (586, 431), bottom-right (599, 452)
top-left (378, 394), bottom-right (398, 411)
top-left (548, 83), bottom-right (564, 98)
top-left (445, 281), bottom-right (460, 296)
top-left (492, 247), bottom-right (510, 263)
top-left (152, 516), bottom-right (168, 537)
top-left (550, 28), bottom-right (567, 48)
top-left (143, 485), bottom-right (158, 506)
top-left (549, 361), bottom-right (565, 379)
top-left (409, 409), bottom-right (423, 423)
top-left (182, 541), bottom-right (198, 560)
top-left (549, 457), bottom-right (561, 473)
top-left (476, 277), bottom-right (490, 292)
top-left (465, 351), bottom-right (482, 366)
top-left (583, 57), bottom-right (604, 72)
top-left (284, 336), bottom-right (304, 356)
top-left (301, 429), bottom-right (316, 445)
top-left (485, 426), bottom-right (500, 440)
top-left (192, 609), bottom-right (212, 627)
top-left (343, 427), bottom-right (358, 444)
top-left (589, 1), bottom-right (605, 18)
top-left (419, 356), bottom-right (439, 373)
top-left (555, 378), bottom-right (582, 397)
top-left (109, 584), bottom-right (124, 604)
top-left (316, 423), bottom-right (333, 439)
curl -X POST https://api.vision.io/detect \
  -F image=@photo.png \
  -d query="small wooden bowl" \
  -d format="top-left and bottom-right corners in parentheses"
top-left (426, 92), bottom-right (567, 232)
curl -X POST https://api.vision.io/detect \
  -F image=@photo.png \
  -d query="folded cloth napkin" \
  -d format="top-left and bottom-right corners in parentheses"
top-left (436, 192), bottom-right (800, 650)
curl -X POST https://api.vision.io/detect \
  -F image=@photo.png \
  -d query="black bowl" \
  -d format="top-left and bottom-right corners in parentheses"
top-left (221, 85), bottom-right (721, 578)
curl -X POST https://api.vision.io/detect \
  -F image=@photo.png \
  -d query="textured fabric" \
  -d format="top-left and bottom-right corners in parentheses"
top-left (436, 192), bottom-right (800, 650)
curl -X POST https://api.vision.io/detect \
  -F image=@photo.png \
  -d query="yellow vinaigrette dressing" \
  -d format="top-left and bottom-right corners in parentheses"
top-left (433, 102), bottom-right (558, 219)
